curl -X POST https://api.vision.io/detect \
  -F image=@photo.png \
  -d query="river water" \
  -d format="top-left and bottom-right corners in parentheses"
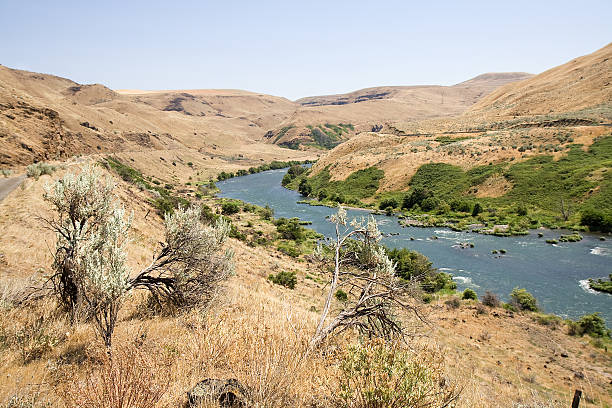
top-left (217, 168), bottom-right (612, 323)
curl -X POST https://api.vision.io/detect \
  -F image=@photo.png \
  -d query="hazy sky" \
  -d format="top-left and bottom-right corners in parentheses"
top-left (1, 0), bottom-right (610, 100)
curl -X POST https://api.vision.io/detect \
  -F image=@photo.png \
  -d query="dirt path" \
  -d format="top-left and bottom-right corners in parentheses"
top-left (0, 175), bottom-right (25, 202)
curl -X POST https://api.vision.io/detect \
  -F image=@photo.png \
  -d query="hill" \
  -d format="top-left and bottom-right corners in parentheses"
top-left (295, 43), bottom-right (612, 232)
top-left (264, 72), bottom-right (532, 149)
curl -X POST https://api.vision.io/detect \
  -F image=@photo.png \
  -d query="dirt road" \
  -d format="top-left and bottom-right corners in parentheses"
top-left (0, 175), bottom-right (25, 202)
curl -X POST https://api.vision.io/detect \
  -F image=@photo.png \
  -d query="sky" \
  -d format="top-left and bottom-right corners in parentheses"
top-left (1, 0), bottom-right (611, 100)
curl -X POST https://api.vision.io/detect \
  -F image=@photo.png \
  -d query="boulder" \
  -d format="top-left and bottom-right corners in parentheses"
top-left (188, 378), bottom-right (248, 407)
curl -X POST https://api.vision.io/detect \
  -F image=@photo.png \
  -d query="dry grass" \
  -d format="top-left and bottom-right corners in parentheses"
top-left (1, 160), bottom-right (611, 408)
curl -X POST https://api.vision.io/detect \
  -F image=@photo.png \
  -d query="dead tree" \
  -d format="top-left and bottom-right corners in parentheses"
top-left (310, 207), bottom-right (426, 348)
top-left (560, 198), bottom-right (572, 221)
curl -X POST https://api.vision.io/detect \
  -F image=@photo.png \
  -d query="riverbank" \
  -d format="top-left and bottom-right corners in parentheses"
top-left (217, 166), bottom-right (612, 324)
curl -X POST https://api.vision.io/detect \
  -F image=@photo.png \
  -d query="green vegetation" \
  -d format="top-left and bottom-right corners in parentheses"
top-left (462, 288), bottom-right (478, 300)
top-left (104, 157), bottom-right (189, 216)
top-left (26, 162), bottom-right (56, 179)
top-left (510, 288), bottom-right (538, 312)
top-left (337, 341), bottom-right (457, 407)
top-left (279, 123), bottom-right (353, 150)
top-left (288, 166), bottom-right (384, 206)
top-left (286, 135), bottom-right (612, 234)
top-left (334, 289), bottom-right (348, 302)
top-left (272, 125), bottom-right (295, 143)
top-left (588, 274), bottom-right (612, 294)
top-left (434, 135), bottom-right (473, 145)
top-left (268, 271), bottom-right (297, 289)
top-left (568, 313), bottom-right (610, 338)
top-left (558, 232), bottom-right (583, 242)
top-left (221, 201), bottom-right (241, 215)
top-left (275, 218), bottom-right (306, 242)
top-left (218, 160), bottom-right (314, 182)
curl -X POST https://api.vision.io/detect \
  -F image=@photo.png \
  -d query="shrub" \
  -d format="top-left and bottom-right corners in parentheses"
top-left (568, 313), bottom-right (609, 337)
top-left (337, 340), bottom-right (458, 408)
top-left (462, 288), bottom-right (477, 300)
top-left (1, 169), bottom-right (12, 178)
top-left (402, 187), bottom-right (432, 210)
top-left (421, 196), bottom-right (440, 211)
top-left (481, 291), bottom-right (500, 307)
top-left (26, 162), bottom-right (56, 179)
top-left (471, 203), bottom-right (483, 216)
top-left (450, 199), bottom-right (472, 213)
top-left (445, 297), bottom-right (461, 309)
top-left (260, 205), bottom-right (274, 220)
top-left (510, 288), bottom-right (538, 312)
top-left (275, 218), bottom-right (305, 242)
top-left (268, 271), bottom-right (297, 289)
top-left (385, 247), bottom-right (435, 281)
top-left (580, 208), bottom-right (612, 233)
top-left (422, 272), bottom-right (456, 293)
top-left (335, 289), bottom-right (348, 302)
top-left (221, 201), bottom-right (240, 215)
top-left (298, 178), bottom-right (312, 197)
top-left (379, 198), bottom-right (398, 210)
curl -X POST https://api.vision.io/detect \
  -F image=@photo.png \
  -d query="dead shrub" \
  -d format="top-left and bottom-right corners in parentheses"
top-left (481, 291), bottom-right (500, 308)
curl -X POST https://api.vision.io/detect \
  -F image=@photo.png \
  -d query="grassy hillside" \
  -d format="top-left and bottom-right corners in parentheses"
top-left (291, 134), bottom-right (612, 233)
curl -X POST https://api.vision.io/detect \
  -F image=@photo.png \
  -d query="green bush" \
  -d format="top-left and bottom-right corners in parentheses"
top-left (221, 201), bottom-right (241, 215)
top-left (379, 198), bottom-right (398, 210)
top-left (275, 218), bottom-right (305, 242)
top-left (268, 271), bottom-right (297, 289)
top-left (510, 287), bottom-right (538, 312)
top-left (462, 288), bottom-right (477, 300)
top-left (335, 289), bottom-right (348, 302)
top-left (337, 341), bottom-right (457, 408)
top-left (385, 247), bottom-right (435, 281)
top-left (402, 187), bottom-right (433, 210)
top-left (422, 272), bottom-right (456, 293)
top-left (26, 162), bottom-right (56, 179)
top-left (568, 313), bottom-right (610, 337)
top-left (298, 178), bottom-right (312, 197)
top-left (580, 208), bottom-right (612, 233)
top-left (471, 203), bottom-right (483, 216)
top-left (260, 204), bottom-right (274, 220)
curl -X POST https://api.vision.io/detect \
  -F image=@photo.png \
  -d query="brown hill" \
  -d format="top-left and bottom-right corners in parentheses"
top-left (263, 73), bottom-right (532, 149)
top-left (0, 65), bottom-right (311, 178)
top-left (309, 43), bottom-right (612, 191)
top-left (0, 64), bottom-right (530, 168)
top-left (468, 43), bottom-right (612, 119)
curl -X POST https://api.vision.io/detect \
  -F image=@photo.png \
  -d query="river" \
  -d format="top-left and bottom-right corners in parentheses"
top-left (217, 168), bottom-right (612, 323)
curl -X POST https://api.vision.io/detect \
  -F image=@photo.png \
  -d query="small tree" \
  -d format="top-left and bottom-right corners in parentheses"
top-left (43, 166), bottom-right (118, 317)
top-left (310, 207), bottom-right (424, 348)
top-left (43, 166), bottom-right (131, 347)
